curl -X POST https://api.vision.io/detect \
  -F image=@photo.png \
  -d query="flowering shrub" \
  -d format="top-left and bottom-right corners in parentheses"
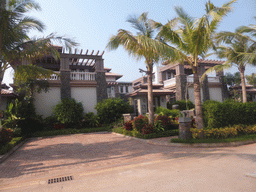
top-left (141, 124), bottom-right (154, 135)
top-left (155, 114), bottom-right (179, 130)
top-left (0, 128), bottom-right (13, 145)
top-left (54, 123), bottom-right (65, 130)
top-left (124, 120), bottom-right (133, 131)
top-left (190, 124), bottom-right (256, 139)
top-left (132, 115), bottom-right (148, 132)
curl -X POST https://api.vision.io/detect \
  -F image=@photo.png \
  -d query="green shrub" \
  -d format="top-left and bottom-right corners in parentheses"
top-left (171, 100), bottom-right (195, 111)
top-left (43, 116), bottom-right (58, 130)
top-left (53, 98), bottom-right (84, 125)
top-left (155, 107), bottom-right (179, 118)
top-left (95, 98), bottom-right (133, 124)
top-left (132, 115), bottom-right (148, 133)
top-left (17, 117), bottom-right (44, 135)
top-left (154, 114), bottom-right (178, 130)
top-left (82, 112), bottom-right (99, 128)
top-left (203, 100), bottom-right (256, 128)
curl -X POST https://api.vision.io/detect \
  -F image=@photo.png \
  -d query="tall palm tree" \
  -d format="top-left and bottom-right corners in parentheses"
top-left (106, 13), bottom-right (168, 124)
top-left (0, 0), bottom-right (77, 109)
top-left (153, 0), bottom-right (236, 131)
top-left (211, 28), bottom-right (256, 103)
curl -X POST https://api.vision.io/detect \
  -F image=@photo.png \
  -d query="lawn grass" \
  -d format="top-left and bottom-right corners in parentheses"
top-left (171, 134), bottom-right (256, 144)
top-left (0, 137), bottom-right (24, 155)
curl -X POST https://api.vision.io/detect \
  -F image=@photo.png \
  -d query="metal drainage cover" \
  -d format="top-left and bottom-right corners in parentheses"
top-left (48, 176), bottom-right (73, 184)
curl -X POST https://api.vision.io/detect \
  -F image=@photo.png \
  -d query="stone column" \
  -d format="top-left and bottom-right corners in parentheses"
top-left (175, 64), bottom-right (187, 100)
top-left (95, 59), bottom-right (107, 102)
top-left (200, 66), bottom-right (210, 101)
top-left (60, 57), bottom-right (71, 100)
top-left (217, 70), bottom-right (229, 101)
top-left (178, 111), bottom-right (192, 139)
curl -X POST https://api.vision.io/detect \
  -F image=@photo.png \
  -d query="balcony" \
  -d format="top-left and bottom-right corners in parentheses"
top-left (49, 71), bottom-right (96, 81)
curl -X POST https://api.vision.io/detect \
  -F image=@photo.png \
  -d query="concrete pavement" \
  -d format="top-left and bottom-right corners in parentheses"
top-left (0, 132), bottom-right (255, 191)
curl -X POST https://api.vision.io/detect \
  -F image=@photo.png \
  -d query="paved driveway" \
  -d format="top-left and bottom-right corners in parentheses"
top-left (0, 132), bottom-right (256, 191)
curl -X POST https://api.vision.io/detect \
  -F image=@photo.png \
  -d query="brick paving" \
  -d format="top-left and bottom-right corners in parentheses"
top-left (0, 132), bottom-right (256, 191)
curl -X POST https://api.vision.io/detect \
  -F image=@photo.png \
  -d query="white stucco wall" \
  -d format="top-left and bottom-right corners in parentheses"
top-left (188, 87), bottom-right (204, 104)
top-left (71, 87), bottom-right (97, 114)
top-left (160, 96), bottom-right (167, 108)
top-left (209, 87), bottom-right (223, 102)
top-left (34, 87), bottom-right (61, 118)
top-left (188, 87), bottom-right (223, 103)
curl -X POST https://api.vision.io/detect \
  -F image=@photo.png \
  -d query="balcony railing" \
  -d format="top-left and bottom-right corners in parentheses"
top-left (71, 72), bottom-right (96, 81)
top-left (163, 78), bottom-right (176, 87)
top-left (48, 71), bottom-right (96, 81)
top-left (163, 76), bottom-right (220, 87)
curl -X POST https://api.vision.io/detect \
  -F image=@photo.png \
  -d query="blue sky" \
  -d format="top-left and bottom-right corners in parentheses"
top-left (3, 0), bottom-right (256, 84)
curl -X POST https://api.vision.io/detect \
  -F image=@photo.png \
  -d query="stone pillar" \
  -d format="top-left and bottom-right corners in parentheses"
top-left (178, 110), bottom-right (192, 139)
top-left (60, 58), bottom-right (71, 100)
top-left (217, 70), bottom-right (229, 101)
top-left (200, 66), bottom-right (210, 101)
top-left (95, 59), bottom-right (107, 102)
top-left (175, 65), bottom-right (186, 100)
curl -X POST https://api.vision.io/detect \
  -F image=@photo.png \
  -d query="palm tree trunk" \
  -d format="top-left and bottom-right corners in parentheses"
top-left (147, 64), bottom-right (154, 125)
top-left (193, 68), bottom-right (204, 136)
top-left (239, 66), bottom-right (247, 103)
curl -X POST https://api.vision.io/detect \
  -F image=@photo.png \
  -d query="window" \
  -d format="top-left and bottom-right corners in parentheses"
top-left (120, 86), bottom-right (123, 93)
top-left (126, 86), bottom-right (129, 93)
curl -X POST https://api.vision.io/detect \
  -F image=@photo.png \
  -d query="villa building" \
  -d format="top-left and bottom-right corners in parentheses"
top-left (128, 59), bottom-right (229, 115)
top-left (18, 46), bottom-right (132, 118)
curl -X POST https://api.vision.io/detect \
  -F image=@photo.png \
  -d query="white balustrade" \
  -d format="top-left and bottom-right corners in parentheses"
top-left (163, 78), bottom-right (176, 87)
top-left (48, 71), bottom-right (96, 81)
top-left (71, 72), bottom-right (96, 81)
top-left (49, 72), bottom-right (60, 80)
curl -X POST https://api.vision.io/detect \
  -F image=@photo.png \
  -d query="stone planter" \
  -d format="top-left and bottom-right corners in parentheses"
top-left (123, 113), bottom-right (136, 123)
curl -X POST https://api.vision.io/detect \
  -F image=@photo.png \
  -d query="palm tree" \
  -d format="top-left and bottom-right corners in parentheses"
top-left (106, 13), bottom-right (168, 124)
top-left (153, 0), bottom-right (236, 131)
top-left (212, 28), bottom-right (256, 103)
top-left (0, 0), bottom-right (77, 110)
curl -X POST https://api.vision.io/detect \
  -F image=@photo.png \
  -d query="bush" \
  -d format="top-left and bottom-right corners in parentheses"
top-left (141, 124), bottom-right (154, 135)
top-left (95, 98), bottom-right (133, 124)
top-left (17, 117), bottom-right (44, 135)
top-left (171, 100), bottom-right (195, 111)
top-left (53, 98), bottom-right (84, 125)
top-left (124, 120), bottom-right (133, 131)
top-left (203, 100), bottom-right (256, 128)
top-left (132, 115), bottom-right (148, 133)
top-left (43, 116), bottom-right (58, 130)
top-left (155, 107), bottom-right (179, 118)
top-left (82, 112), bottom-right (100, 128)
top-left (0, 128), bottom-right (13, 145)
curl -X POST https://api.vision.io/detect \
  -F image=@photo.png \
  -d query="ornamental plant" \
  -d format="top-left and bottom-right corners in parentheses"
top-left (0, 128), bottom-right (13, 145)
top-left (141, 124), bottom-right (154, 135)
top-left (124, 120), bottom-right (133, 131)
top-left (132, 115), bottom-right (148, 133)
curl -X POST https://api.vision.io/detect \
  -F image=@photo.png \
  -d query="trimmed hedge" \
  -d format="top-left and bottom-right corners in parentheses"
top-left (203, 100), bottom-right (256, 128)
top-left (191, 124), bottom-right (256, 139)
top-left (112, 127), bottom-right (179, 139)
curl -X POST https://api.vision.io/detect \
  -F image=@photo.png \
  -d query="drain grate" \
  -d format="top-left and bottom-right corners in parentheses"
top-left (48, 176), bottom-right (73, 184)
